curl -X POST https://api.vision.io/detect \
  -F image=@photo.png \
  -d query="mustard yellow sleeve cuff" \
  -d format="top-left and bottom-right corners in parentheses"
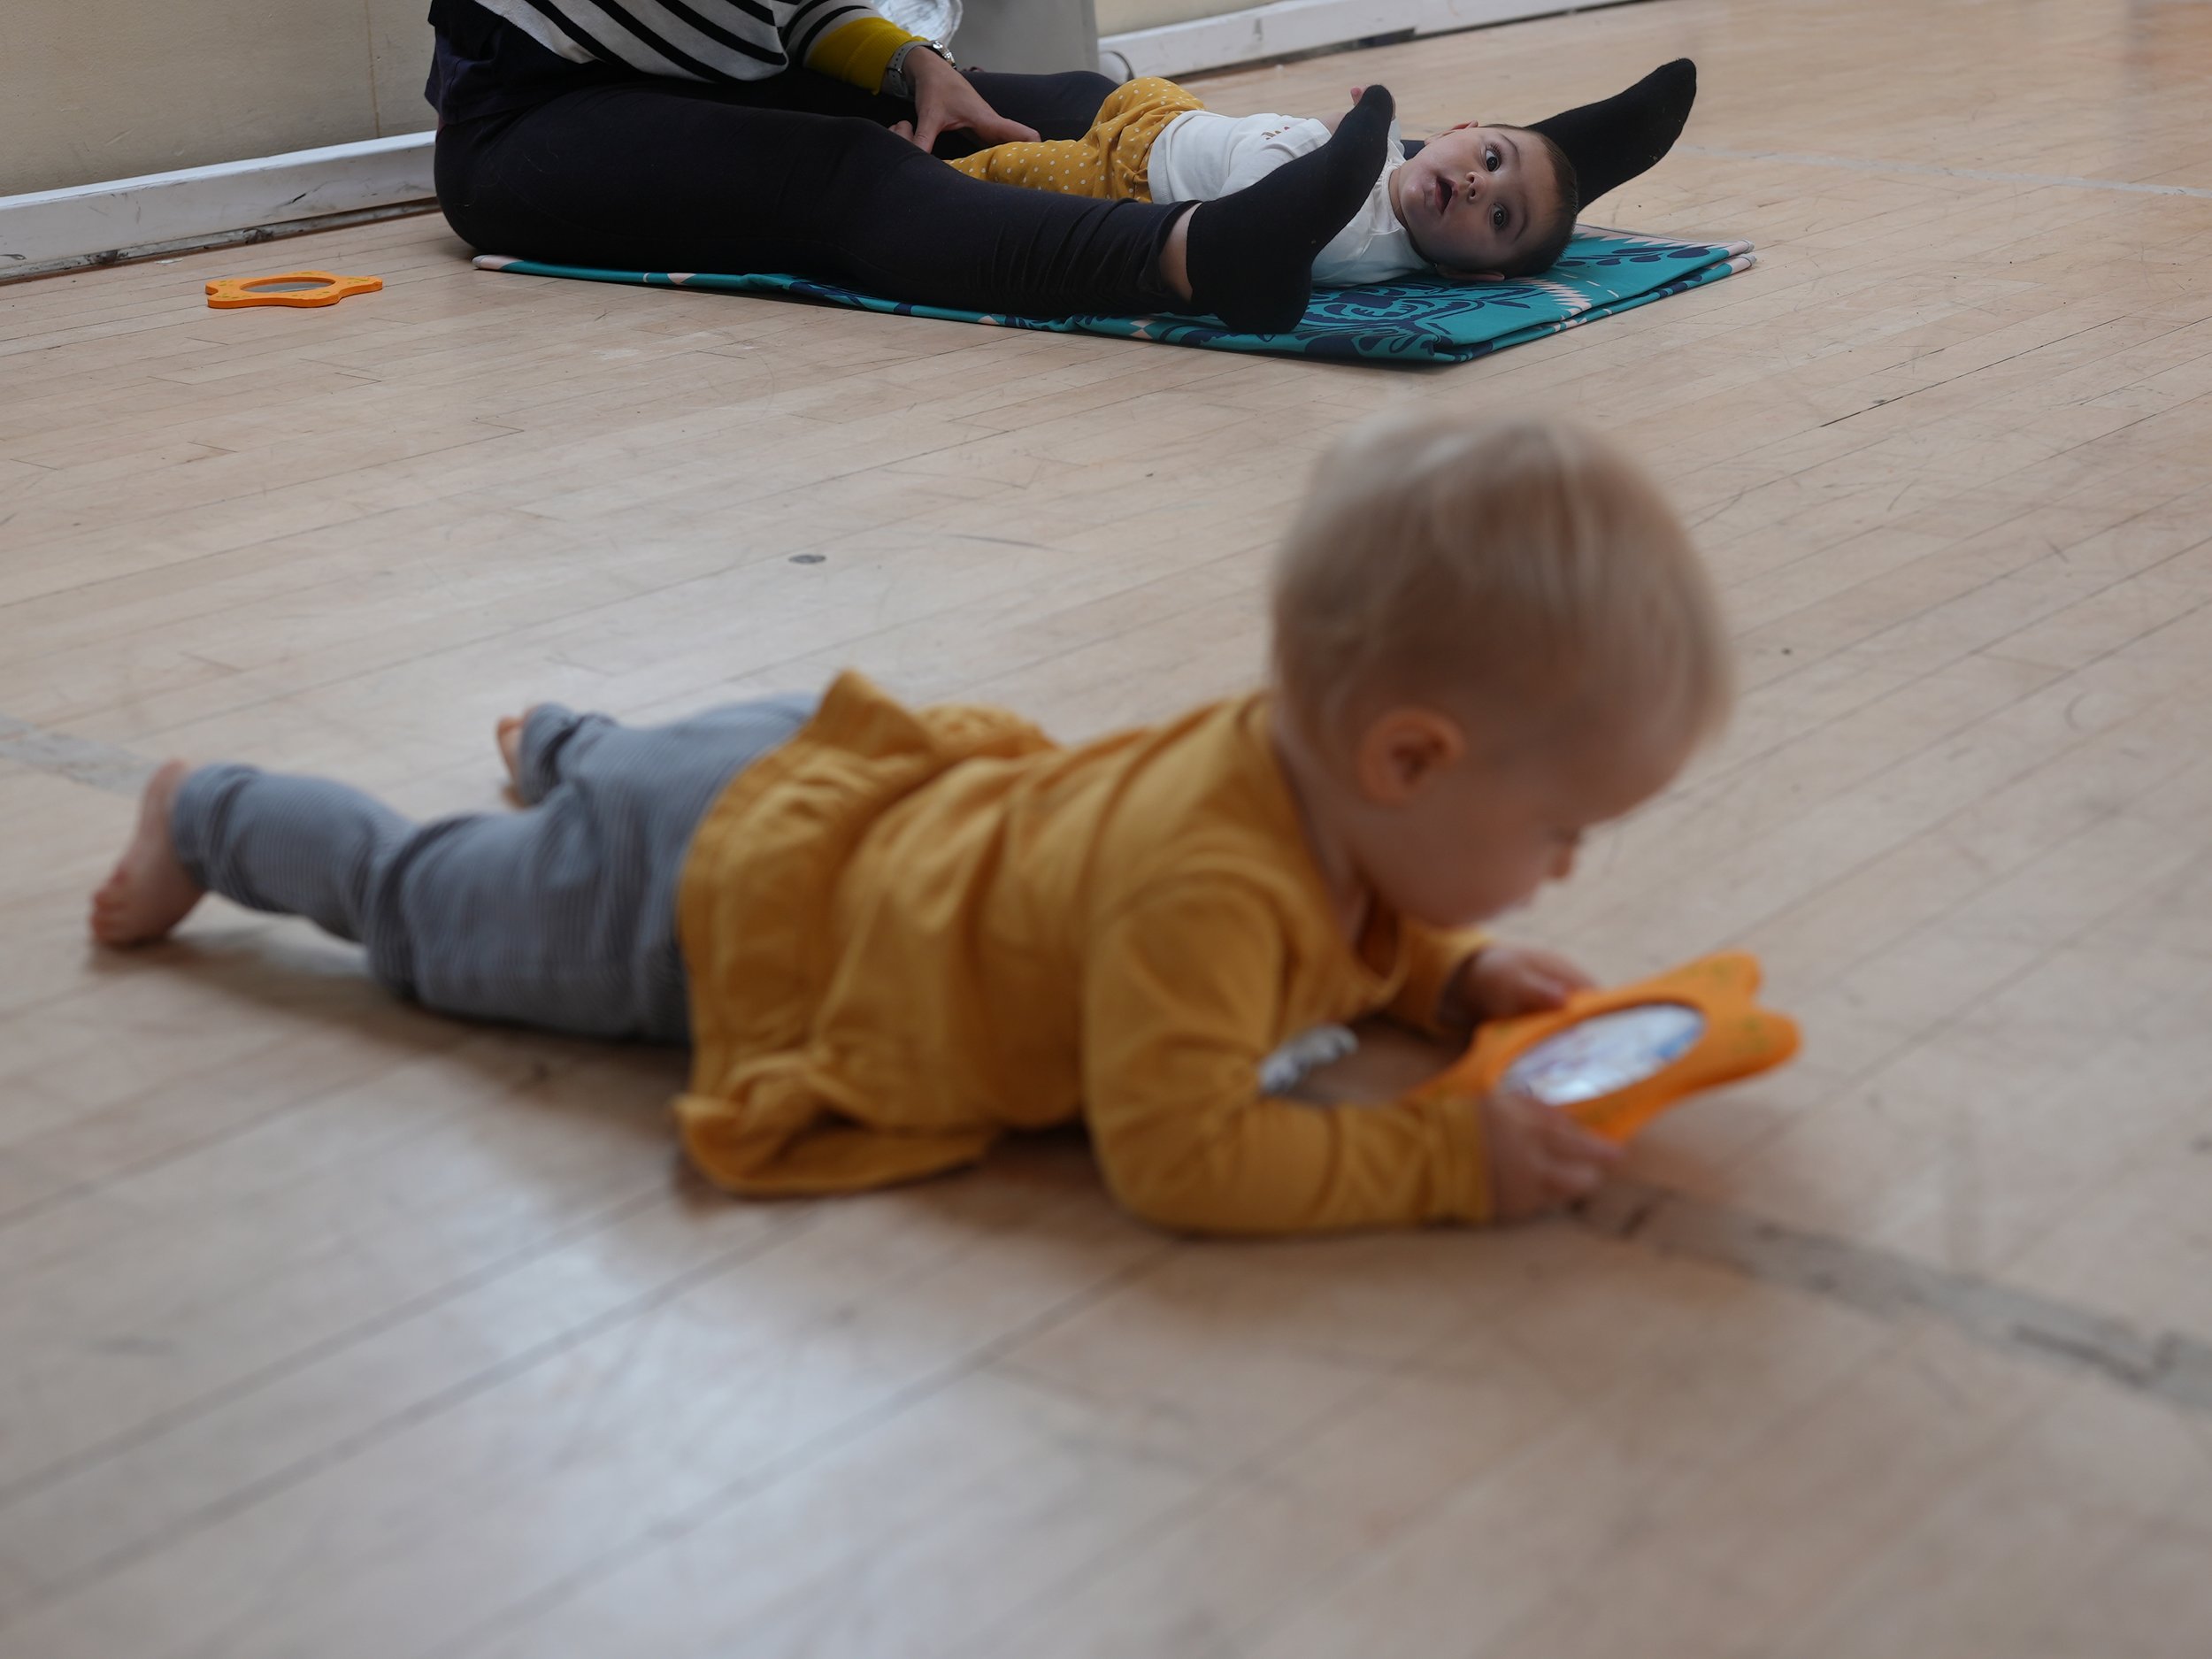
top-left (807, 16), bottom-right (921, 92)
top-left (1428, 1085), bottom-right (1494, 1225)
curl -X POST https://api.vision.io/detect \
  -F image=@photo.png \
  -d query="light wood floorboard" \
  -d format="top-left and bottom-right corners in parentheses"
top-left (5, 0), bottom-right (2212, 1652)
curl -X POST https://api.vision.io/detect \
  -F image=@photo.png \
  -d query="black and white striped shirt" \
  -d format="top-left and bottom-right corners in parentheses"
top-left (468, 0), bottom-right (890, 85)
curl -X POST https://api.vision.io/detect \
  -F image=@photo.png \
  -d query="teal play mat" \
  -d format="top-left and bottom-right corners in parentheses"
top-left (474, 227), bottom-right (1753, 365)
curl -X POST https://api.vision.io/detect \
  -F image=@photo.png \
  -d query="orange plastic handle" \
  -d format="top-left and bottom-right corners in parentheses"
top-left (204, 272), bottom-right (383, 310)
top-left (1428, 950), bottom-right (1801, 1142)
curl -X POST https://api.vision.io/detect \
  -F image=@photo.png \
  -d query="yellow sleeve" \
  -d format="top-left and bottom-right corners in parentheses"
top-left (1387, 920), bottom-right (1488, 1039)
top-left (1083, 879), bottom-right (1492, 1236)
top-left (803, 14), bottom-right (920, 92)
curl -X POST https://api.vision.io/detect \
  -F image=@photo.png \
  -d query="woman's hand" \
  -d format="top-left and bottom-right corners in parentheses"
top-left (902, 50), bottom-right (1041, 151)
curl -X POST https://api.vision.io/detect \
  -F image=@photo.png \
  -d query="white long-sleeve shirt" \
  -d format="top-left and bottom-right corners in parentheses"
top-left (1148, 111), bottom-right (1425, 286)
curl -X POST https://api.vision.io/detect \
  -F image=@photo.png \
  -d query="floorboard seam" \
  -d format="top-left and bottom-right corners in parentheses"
top-left (8, 711), bottom-right (2209, 1418)
top-left (1581, 1179), bottom-right (2212, 1416)
top-left (0, 712), bottom-right (155, 795)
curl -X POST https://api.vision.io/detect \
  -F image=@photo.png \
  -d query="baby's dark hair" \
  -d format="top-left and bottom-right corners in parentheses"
top-left (1493, 128), bottom-right (1578, 279)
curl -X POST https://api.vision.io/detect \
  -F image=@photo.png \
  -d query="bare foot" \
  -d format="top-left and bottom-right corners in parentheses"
top-left (495, 707), bottom-right (539, 803)
top-left (89, 761), bottom-right (205, 946)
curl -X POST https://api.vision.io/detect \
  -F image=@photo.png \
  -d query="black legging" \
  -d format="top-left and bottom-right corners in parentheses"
top-left (434, 68), bottom-right (1181, 319)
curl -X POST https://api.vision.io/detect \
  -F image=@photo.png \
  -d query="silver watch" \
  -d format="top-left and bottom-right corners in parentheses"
top-left (881, 37), bottom-right (956, 101)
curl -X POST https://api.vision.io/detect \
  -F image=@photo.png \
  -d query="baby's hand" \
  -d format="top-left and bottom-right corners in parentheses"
top-left (1459, 944), bottom-right (1594, 1021)
top-left (1482, 1085), bottom-right (1621, 1220)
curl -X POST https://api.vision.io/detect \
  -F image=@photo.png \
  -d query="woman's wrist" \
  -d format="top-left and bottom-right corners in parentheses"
top-left (882, 37), bottom-right (956, 99)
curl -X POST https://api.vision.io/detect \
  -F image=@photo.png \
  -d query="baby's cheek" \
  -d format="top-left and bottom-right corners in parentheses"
top-left (1503, 849), bottom-right (1557, 907)
top-left (1466, 859), bottom-right (1545, 923)
top-left (1439, 227), bottom-right (1494, 274)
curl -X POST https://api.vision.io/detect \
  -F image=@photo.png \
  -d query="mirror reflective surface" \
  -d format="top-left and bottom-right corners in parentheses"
top-left (1502, 1002), bottom-right (1705, 1106)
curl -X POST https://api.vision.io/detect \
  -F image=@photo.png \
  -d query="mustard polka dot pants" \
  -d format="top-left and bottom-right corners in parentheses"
top-left (947, 76), bottom-right (1204, 202)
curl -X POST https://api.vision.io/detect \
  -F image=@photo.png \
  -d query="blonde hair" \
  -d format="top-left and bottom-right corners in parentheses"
top-left (1271, 414), bottom-right (1731, 762)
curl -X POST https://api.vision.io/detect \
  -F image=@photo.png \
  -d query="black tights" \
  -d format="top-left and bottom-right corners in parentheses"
top-left (434, 69), bottom-right (1182, 319)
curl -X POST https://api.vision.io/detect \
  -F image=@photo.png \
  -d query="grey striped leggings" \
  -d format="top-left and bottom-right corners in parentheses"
top-left (170, 695), bottom-right (817, 1041)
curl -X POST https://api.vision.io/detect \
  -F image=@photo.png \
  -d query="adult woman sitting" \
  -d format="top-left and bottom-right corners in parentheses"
top-left (426, 0), bottom-right (1694, 334)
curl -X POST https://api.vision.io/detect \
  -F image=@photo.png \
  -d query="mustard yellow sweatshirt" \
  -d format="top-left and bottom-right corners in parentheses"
top-left (675, 672), bottom-right (1493, 1234)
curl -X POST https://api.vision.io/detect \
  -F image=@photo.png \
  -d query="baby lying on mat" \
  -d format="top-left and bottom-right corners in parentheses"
top-left (944, 76), bottom-right (1578, 286)
top-left (940, 58), bottom-right (1700, 290)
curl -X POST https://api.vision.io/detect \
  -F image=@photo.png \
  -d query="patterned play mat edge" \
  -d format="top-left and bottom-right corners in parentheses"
top-left (473, 227), bottom-right (1755, 365)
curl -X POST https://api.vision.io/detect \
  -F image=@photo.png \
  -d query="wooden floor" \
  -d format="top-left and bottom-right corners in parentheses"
top-left (7, 0), bottom-right (2212, 1652)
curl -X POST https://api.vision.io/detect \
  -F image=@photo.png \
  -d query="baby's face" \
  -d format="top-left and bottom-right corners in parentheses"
top-left (1348, 715), bottom-right (1686, 932)
top-left (1388, 125), bottom-right (1559, 278)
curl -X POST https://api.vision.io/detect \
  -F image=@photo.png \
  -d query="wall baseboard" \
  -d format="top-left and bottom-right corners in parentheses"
top-left (0, 0), bottom-right (1594, 283)
top-left (0, 134), bottom-right (437, 284)
top-left (1099, 0), bottom-right (1590, 79)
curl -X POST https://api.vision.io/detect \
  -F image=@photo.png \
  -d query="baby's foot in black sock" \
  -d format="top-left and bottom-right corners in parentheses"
top-left (1184, 83), bottom-right (1395, 334)
top-left (1529, 58), bottom-right (1696, 207)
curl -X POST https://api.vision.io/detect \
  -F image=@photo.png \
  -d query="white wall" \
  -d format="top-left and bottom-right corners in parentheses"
top-left (0, 0), bottom-right (1427, 200)
top-left (1095, 0), bottom-right (1245, 35)
top-left (1, 0), bottom-right (434, 196)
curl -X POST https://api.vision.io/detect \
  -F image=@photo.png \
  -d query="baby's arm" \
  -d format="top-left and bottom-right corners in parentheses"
top-left (1392, 931), bottom-right (1594, 1036)
top-left (1463, 943), bottom-right (1595, 1015)
top-left (1083, 879), bottom-right (1614, 1233)
top-left (1085, 879), bottom-right (1486, 1233)
top-left (1390, 933), bottom-right (1617, 1217)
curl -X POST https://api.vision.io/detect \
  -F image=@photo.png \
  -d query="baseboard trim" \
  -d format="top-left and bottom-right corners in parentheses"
top-left (1099, 0), bottom-right (1592, 80)
top-left (0, 0), bottom-right (1604, 284)
top-left (0, 134), bottom-right (437, 285)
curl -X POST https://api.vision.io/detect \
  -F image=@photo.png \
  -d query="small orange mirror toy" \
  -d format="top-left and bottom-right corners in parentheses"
top-left (1432, 951), bottom-right (1799, 1142)
top-left (204, 272), bottom-right (382, 310)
